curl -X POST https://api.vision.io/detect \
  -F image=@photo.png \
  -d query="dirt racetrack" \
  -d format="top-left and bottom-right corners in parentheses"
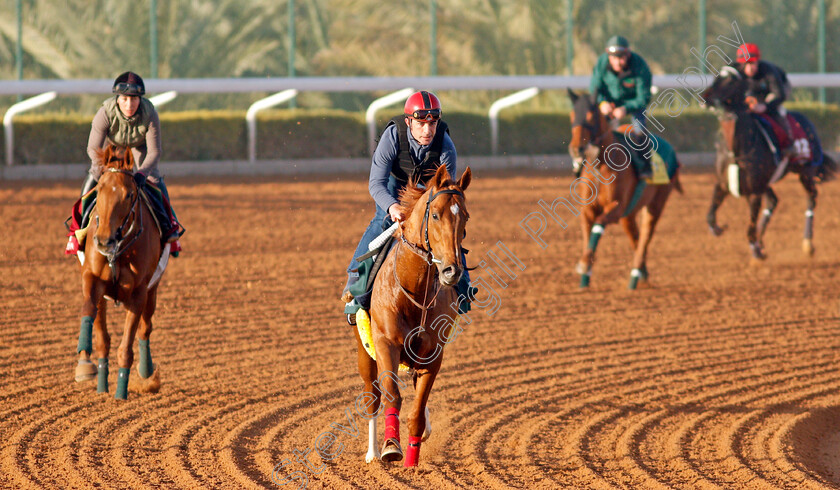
top-left (2, 165), bottom-right (840, 489)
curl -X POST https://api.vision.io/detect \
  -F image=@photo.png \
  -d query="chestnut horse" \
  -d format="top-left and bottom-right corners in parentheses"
top-left (74, 146), bottom-right (166, 399)
top-left (354, 164), bottom-right (470, 467)
top-left (702, 66), bottom-right (836, 259)
top-left (568, 90), bottom-right (682, 289)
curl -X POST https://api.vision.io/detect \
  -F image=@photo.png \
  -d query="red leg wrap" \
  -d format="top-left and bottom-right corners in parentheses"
top-left (404, 436), bottom-right (421, 467)
top-left (384, 407), bottom-right (400, 442)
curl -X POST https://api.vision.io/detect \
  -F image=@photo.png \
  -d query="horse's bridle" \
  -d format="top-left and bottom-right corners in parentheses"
top-left (571, 105), bottom-right (607, 148)
top-left (94, 168), bottom-right (144, 279)
top-left (394, 187), bottom-right (465, 316)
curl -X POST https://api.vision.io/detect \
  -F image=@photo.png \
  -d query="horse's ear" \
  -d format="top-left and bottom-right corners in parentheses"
top-left (123, 147), bottom-right (134, 171)
top-left (458, 167), bottom-right (471, 191)
top-left (567, 88), bottom-right (578, 103)
top-left (432, 163), bottom-right (449, 189)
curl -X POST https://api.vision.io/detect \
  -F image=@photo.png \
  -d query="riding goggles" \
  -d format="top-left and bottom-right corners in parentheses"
top-left (113, 83), bottom-right (144, 96)
top-left (408, 108), bottom-right (441, 121)
top-left (606, 46), bottom-right (629, 56)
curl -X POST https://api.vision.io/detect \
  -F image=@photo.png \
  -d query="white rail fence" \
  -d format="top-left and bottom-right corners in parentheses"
top-left (3, 74), bottom-right (840, 167)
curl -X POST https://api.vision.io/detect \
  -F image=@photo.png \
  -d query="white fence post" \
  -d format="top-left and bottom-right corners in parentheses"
top-left (489, 87), bottom-right (539, 156)
top-left (366, 88), bottom-right (414, 156)
top-left (149, 91), bottom-right (178, 108)
top-left (246, 89), bottom-right (298, 163)
top-left (3, 91), bottom-right (58, 166)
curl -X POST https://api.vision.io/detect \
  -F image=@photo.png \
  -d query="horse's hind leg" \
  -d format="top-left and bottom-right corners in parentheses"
top-left (115, 290), bottom-right (147, 400)
top-left (799, 168), bottom-right (818, 256)
top-left (354, 328), bottom-right (381, 463)
top-left (412, 372), bottom-right (432, 441)
top-left (707, 183), bottom-right (728, 236)
top-left (405, 369), bottom-right (439, 467)
top-left (756, 188), bottom-right (778, 248)
top-left (137, 287), bottom-right (157, 379)
top-left (747, 194), bottom-right (766, 260)
top-left (577, 210), bottom-right (598, 288)
top-left (629, 192), bottom-right (668, 289)
top-left (93, 297), bottom-right (111, 393)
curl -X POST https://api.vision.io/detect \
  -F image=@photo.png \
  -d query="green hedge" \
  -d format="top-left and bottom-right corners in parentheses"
top-left (5, 105), bottom-right (840, 165)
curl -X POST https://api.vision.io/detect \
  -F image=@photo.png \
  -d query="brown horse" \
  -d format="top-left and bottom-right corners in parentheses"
top-left (74, 146), bottom-right (166, 399)
top-left (568, 90), bottom-right (682, 289)
top-left (354, 164), bottom-right (470, 467)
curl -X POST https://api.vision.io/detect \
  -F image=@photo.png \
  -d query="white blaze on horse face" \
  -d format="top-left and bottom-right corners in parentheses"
top-left (111, 185), bottom-right (117, 192)
top-left (450, 203), bottom-right (459, 216)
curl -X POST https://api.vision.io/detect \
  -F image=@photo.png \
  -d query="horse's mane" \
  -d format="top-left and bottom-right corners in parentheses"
top-left (397, 171), bottom-right (458, 216)
top-left (96, 145), bottom-right (134, 172)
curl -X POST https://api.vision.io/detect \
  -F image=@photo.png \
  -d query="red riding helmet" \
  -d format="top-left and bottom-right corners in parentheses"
top-left (736, 43), bottom-right (760, 63)
top-left (404, 90), bottom-right (442, 121)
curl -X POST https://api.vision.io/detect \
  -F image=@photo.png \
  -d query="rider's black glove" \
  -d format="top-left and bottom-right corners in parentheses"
top-left (133, 172), bottom-right (147, 188)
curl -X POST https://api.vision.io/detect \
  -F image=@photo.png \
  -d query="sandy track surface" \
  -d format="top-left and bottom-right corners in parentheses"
top-left (1, 167), bottom-right (839, 489)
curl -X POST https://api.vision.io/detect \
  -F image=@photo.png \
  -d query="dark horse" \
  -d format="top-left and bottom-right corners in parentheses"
top-left (74, 146), bottom-right (167, 399)
top-left (568, 90), bottom-right (682, 289)
top-left (354, 164), bottom-right (470, 467)
top-left (703, 65), bottom-right (836, 259)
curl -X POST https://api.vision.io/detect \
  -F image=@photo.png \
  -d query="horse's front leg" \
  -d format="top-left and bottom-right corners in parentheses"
top-left (76, 272), bottom-right (105, 383)
top-left (374, 336), bottom-right (405, 463)
top-left (799, 168), bottom-right (818, 256)
top-left (137, 287), bottom-right (157, 379)
top-left (747, 194), bottom-right (766, 260)
top-left (405, 368), bottom-right (440, 467)
top-left (114, 288), bottom-right (147, 400)
top-left (707, 182), bottom-right (728, 236)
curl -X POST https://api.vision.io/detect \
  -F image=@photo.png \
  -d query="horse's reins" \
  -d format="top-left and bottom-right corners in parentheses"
top-left (393, 188), bottom-right (465, 330)
top-left (95, 168), bottom-right (144, 281)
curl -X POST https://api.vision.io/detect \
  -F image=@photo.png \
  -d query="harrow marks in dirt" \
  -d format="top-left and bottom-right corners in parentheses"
top-left (1, 170), bottom-right (839, 489)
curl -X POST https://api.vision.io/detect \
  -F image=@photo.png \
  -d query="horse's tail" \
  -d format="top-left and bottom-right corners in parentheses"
top-left (817, 153), bottom-right (837, 183)
top-left (671, 166), bottom-right (685, 194)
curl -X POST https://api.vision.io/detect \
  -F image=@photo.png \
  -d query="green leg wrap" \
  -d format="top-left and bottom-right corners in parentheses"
top-left (77, 316), bottom-right (94, 355)
top-left (97, 358), bottom-right (109, 393)
top-left (115, 367), bottom-right (130, 400)
top-left (629, 269), bottom-right (641, 290)
top-left (580, 271), bottom-right (591, 288)
top-left (588, 225), bottom-right (604, 251)
top-left (138, 339), bottom-right (153, 379)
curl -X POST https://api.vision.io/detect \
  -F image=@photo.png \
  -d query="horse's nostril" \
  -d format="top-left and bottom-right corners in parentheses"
top-left (442, 266), bottom-right (456, 279)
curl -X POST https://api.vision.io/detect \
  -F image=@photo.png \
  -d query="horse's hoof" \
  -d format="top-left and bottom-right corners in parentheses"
top-left (803, 239), bottom-right (815, 257)
top-left (749, 242), bottom-right (767, 261)
top-left (75, 359), bottom-right (97, 382)
top-left (709, 225), bottom-right (725, 237)
top-left (380, 438), bottom-right (403, 463)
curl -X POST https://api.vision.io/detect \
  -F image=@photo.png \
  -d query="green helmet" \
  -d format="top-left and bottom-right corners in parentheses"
top-left (606, 35), bottom-right (630, 55)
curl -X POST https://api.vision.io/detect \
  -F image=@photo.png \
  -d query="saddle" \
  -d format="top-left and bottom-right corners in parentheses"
top-left (65, 182), bottom-right (173, 247)
top-left (753, 112), bottom-right (818, 166)
top-left (345, 233), bottom-right (396, 315)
